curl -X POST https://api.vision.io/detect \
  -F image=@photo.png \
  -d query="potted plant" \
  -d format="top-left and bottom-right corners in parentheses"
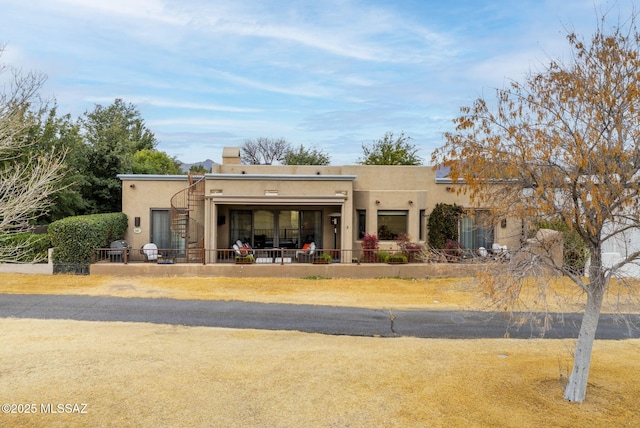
top-left (235, 254), bottom-right (255, 264)
top-left (313, 253), bottom-right (333, 264)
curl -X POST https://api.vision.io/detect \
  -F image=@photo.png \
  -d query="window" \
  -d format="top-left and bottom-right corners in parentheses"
top-left (459, 211), bottom-right (494, 249)
top-left (252, 210), bottom-right (274, 248)
top-left (300, 211), bottom-right (322, 246)
top-left (357, 210), bottom-right (366, 239)
top-left (230, 210), bottom-right (252, 243)
top-left (229, 209), bottom-right (323, 249)
top-left (377, 210), bottom-right (407, 240)
top-left (278, 210), bottom-right (299, 248)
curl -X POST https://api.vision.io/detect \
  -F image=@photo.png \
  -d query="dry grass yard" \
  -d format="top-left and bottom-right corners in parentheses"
top-left (0, 273), bottom-right (639, 427)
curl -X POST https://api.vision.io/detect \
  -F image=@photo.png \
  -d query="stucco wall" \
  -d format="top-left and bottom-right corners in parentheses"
top-left (120, 176), bottom-right (188, 251)
top-left (118, 161), bottom-right (523, 256)
top-left (91, 262), bottom-right (490, 278)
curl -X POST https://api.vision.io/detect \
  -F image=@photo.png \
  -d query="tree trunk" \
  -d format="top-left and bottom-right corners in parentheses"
top-left (563, 260), bottom-right (606, 402)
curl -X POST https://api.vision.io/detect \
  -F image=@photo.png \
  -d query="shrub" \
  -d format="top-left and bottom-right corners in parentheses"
top-left (388, 254), bottom-right (408, 264)
top-left (361, 233), bottom-right (379, 262)
top-left (49, 213), bottom-right (128, 273)
top-left (376, 251), bottom-right (390, 263)
top-left (396, 234), bottom-right (422, 262)
top-left (321, 253), bottom-right (333, 263)
top-left (444, 239), bottom-right (462, 262)
top-left (0, 233), bottom-right (51, 262)
top-left (428, 203), bottom-right (463, 249)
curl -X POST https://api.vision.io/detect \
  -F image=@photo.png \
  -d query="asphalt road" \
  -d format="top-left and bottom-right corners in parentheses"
top-left (1, 293), bottom-right (639, 339)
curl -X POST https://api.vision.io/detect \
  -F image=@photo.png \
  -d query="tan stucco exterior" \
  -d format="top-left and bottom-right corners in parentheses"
top-left (118, 148), bottom-right (523, 260)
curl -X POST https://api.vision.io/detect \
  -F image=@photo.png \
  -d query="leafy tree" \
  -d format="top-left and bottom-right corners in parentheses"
top-left (26, 107), bottom-right (88, 222)
top-left (358, 132), bottom-right (421, 165)
top-left (0, 45), bottom-right (66, 261)
top-left (432, 14), bottom-right (640, 402)
top-left (283, 144), bottom-right (330, 165)
top-left (132, 149), bottom-right (182, 174)
top-left (241, 137), bottom-right (290, 165)
top-left (80, 99), bottom-right (157, 213)
top-left (189, 164), bottom-right (208, 174)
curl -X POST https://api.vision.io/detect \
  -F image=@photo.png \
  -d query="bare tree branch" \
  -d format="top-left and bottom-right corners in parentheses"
top-left (0, 45), bottom-right (66, 262)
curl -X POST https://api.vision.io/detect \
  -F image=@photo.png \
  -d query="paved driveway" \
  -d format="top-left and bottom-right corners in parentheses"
top-left (1, 294), bottom-right (639, 339)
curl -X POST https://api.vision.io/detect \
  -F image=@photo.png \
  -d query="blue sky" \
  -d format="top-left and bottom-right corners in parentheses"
top-left (0, 0), bottom-right (636, 165)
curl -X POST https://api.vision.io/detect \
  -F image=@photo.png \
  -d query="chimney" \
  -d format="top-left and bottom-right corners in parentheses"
top-left (222, 147), bottom-right (241, 165)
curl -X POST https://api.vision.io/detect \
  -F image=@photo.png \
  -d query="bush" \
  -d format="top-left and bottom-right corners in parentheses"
top-left (396, 234), bottom-right (422, 262)
top-left (428, 203), bottom-right (463, 249)
top-left (388, 254), bottom-right (408, 264)
top-left (376, 251), bottom-right (390, 263)
top-left (0, 233), bottom-right (51, 262)
top-left (361, 233), bottom-right (379, 262)
top-left (49, 213), bottom-right (128, 273)
top-left (444, 239), bottom-right (462, 262)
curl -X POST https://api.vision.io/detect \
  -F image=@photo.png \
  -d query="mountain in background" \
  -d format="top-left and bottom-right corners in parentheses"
top-left (179, 159), bottom-right (216, 173)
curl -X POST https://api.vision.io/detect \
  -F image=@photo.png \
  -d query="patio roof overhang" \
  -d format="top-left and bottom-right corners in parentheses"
top-left (205, 173), bottom-right (356, 182)
top-left (207, 194), bottom-right (347, 205)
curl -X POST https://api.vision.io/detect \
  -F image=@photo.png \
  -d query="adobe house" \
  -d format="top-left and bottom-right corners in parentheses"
top-left (116, 147), bottom-right (522, 267)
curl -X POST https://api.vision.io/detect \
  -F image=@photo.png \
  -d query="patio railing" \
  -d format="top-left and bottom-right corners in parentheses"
top-left (94, 246), bottom-right (509, 265)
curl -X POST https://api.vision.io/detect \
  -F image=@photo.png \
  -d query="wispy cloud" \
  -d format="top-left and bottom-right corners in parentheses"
top-left (2, 0), bottom-right (638, 164)
top-left (87, 96), bottom-right (261, 113)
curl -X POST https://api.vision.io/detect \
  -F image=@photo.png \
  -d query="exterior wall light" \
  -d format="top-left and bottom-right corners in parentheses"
top-left (408, 200), bottom-right (413, 205)
top-left (375, 200), bottom-right (380, 205)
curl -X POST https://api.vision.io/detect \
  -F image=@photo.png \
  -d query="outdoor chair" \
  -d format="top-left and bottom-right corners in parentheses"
top-left (233, 241), bottom-right (253, 259)
top-left (140, 243), bottom-right (159, 262)
top-left (296, 242), bottom-right (316, 263)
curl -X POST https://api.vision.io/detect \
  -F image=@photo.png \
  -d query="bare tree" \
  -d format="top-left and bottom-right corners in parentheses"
top-left (0, 45), bottom-right (66, 261)
top-left (432, 14), bottom-right (640, 402)
top-left (241, 137), bottom-right (291, 165)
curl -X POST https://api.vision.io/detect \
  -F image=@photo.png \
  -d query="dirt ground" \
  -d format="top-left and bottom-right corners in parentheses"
top-left (0, 274), bottom-right (639, 427)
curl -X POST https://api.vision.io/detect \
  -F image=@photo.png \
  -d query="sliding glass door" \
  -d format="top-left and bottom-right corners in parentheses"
top-left (229, 209), bottom-right (322, 249)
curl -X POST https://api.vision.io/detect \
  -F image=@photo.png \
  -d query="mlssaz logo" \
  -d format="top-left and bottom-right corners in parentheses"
top-left (41, 403), bottom-right (88, 414)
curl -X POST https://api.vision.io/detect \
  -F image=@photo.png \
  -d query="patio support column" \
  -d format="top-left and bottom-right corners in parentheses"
top-left (207, 200), bottom-right (217, 264)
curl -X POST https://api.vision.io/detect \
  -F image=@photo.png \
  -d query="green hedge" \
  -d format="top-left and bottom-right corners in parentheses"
top-left (0, 233), bottom-right (51, 262)
top-left (49, 213), bottom-right (128, 272)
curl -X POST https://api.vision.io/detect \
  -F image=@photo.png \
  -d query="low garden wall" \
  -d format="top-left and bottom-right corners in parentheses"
top-left (90, 262), bottom-right (491, 278)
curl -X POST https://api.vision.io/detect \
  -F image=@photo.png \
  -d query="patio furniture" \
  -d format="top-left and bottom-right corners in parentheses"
top-left (140, 243), bottom-right (159, 262)
top-left (296, 242), bottom-right (316, 263)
